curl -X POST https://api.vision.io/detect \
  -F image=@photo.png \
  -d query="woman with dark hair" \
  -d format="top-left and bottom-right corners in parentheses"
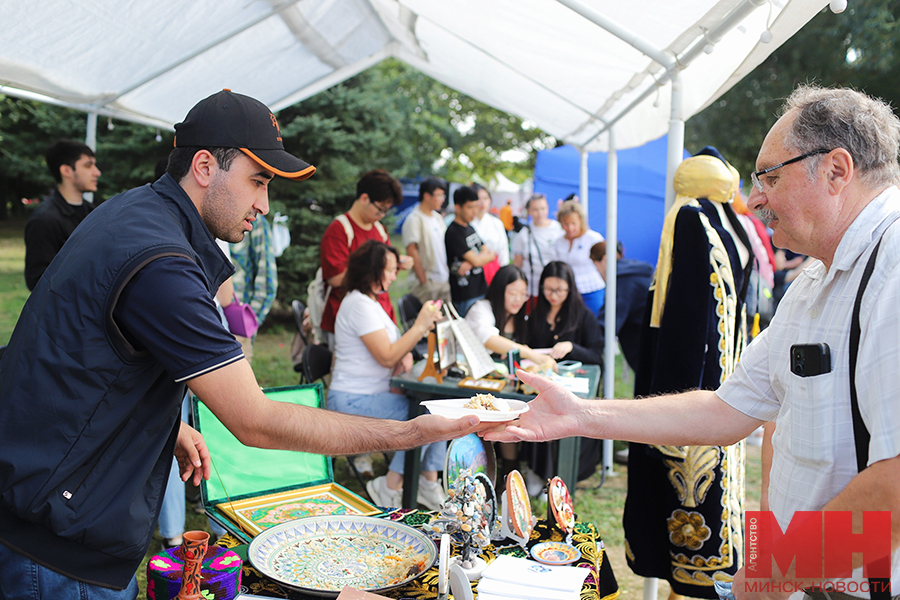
top-left (464, 264), bottom-right (554, 485)
top-left (520, 265), bottom-right (603, 494)
top-left (464, 264), bottom-right (556, 369)
top-left (529, 261), bottom-right (602, 366)
top-left (328, 240), bottom-right (445, 510)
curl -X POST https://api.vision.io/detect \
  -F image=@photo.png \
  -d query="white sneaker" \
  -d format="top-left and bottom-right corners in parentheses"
top-left (161, 535), bottom-right (183, 552)
top-left (416, 476), bottom-right (446, 511)
top-left (351, 454), bottom-right (374, 479)
top-left (366, 475), bottom-right (402, 508)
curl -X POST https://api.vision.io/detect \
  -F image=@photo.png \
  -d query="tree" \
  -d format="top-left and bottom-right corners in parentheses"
top-left (0, 59), bottom-right (554, 308)
top-left (685, 0), bottom-right (900, 180)
top-left (0, 96), bottom-right (173, 219)
top-left (271, 58), bottom-right (553, 304)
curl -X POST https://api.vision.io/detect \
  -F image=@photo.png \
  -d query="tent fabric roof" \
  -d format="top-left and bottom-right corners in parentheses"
top-left (0, 0), bottom-right (826, 150)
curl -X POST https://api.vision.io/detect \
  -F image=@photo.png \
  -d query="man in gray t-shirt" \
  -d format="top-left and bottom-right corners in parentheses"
top-left (402, 176), bottom-right (452, 304)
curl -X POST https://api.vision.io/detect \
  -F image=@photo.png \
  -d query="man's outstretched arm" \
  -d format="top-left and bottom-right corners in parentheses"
top-left (482, 369), bottom-right (762, 447)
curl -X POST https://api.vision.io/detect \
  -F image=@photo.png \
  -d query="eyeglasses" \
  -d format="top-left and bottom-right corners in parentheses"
top-left (506, 290), bottom-right (529, 300)
top-left (372, 202), bottom-right (393, 216)
top-left (543, 286), bottom-right (569, 297)
top-left (750, 149), bottom-right (831, 193)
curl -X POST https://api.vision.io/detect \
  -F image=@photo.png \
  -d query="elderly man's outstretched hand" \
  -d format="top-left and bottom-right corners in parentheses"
top-left (481, 370), bottom-right (584, 443)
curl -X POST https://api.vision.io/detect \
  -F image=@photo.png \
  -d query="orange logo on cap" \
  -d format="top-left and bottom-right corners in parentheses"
top-left (269, 113), bottom-right (282, 142)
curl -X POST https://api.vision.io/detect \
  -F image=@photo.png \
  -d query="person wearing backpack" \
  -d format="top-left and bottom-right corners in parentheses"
top-left (315, 169), bottom-right (413, 349)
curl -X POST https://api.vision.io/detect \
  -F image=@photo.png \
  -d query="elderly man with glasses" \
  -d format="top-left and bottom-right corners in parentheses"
top-left (487, 85), bottom-right (900, 600)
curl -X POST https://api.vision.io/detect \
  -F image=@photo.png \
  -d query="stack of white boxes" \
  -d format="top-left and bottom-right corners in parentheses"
top-left (476, 555), bottom-right (590, 600)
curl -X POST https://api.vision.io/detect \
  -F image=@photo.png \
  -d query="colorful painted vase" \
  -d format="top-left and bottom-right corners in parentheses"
top-left (177, 531), bottom-right (210, 600)
top-left (146, 542), bottom-right (242, 600)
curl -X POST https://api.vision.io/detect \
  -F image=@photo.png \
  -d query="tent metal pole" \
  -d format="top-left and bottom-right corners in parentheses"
top-left (602, 127), bottom-right (617, 478)
top-left (579, 148), bottom-right (589, 216)
top-left (664, 71), bottom-right (685, 212)
top-left (84, 110), bottom-right (98, 203)
top-left (643, 578), bottom-right (659, 600)
top-left (85, 110), bottom-right (98, 152)
top-left (573, 0), bottom-right (767, 146)
top-left (0, 85), bottom-right (173, 130)
top-left (555, 0), bottom-right (675, 69)
top-left (104, 0), bottom-right (304, 105)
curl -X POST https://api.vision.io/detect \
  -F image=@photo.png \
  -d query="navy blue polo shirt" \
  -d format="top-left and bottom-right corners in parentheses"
top-left (113, 255), bottom-right (244, 382)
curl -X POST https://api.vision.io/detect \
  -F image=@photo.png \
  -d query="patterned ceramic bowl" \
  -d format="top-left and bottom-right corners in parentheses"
top-left (248, 515), bottom-right (437, 597)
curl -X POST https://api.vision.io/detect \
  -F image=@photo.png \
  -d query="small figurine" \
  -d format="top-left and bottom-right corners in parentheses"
top-left (427, 469), bottom-right (495, 572)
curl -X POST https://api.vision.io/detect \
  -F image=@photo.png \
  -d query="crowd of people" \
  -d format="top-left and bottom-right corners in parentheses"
top-left (5, 83), bottom-right (900, 600)
top-left (312, 169), bottom-right (642, 503)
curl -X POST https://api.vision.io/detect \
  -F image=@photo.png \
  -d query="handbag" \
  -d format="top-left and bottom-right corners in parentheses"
top-left (222, 294), bottom-right (259, 338)
top-left (482, 257), bottom-right (501, 286)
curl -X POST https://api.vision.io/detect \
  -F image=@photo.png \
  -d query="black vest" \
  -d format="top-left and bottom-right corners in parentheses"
top-left (0, 174), bottom-right (233, 588)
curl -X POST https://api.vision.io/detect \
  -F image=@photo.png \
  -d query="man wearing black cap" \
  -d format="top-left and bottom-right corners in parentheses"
top-left (0, 90), bottom-right (485, 598)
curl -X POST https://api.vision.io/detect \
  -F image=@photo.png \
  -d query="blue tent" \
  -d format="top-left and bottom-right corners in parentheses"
top-left (533, 135), bottom-right (687, 268)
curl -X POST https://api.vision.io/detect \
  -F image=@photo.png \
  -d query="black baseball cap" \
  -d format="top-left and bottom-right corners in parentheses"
top-left (174, 89), bottom-right (316, 181)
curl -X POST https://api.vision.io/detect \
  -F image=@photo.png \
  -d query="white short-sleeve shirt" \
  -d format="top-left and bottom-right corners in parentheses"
top-left (401, 208), bottom-right (449, 283)
top-left (465, 299), bottom-right (499, 345)
top-left (555, 229), bottom-right (605, 294)
top-left (331, 290), bottom-right (400, 394)
top-left (472, 213), bottom-right (510, 266)
top-left (717, 186), bottom-right (900, 596)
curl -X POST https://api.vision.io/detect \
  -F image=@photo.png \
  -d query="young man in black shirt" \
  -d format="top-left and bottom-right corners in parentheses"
top-left (444, 185), bottom-right (495, 315)
top-left (24, 140), bottom-right (102, 290)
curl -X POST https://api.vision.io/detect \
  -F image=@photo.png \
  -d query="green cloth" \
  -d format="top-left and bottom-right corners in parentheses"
top-left (194, 385), bottom-right (330, 503)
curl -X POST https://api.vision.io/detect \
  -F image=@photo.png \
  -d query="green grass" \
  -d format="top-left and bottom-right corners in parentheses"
top-left (0, 217), bottom-right (30, 345)
top-left (0, 222), bottom-right (763, 599)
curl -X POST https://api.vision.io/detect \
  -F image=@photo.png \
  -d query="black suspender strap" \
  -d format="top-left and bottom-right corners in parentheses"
top-left (850, 238), bottom-right (882, 472)
top-left (849, 236), bottom-right (890, 600)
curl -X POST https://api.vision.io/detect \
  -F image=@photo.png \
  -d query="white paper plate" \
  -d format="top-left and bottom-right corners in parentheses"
top-left (420, 398), bottom-right (529, 422)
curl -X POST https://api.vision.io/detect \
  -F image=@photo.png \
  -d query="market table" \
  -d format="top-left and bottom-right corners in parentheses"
top-left (217, 508), bottom-right (619, 599)
top-left (390, 364), bottom-right (601, 509)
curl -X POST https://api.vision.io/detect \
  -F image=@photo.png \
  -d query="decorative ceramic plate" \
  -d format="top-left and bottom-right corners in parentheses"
top-left (248, 515), bottom-right (437, 598)
top-left (444, 433), bottom-right (497, 493)
top-left (474, 472), bottom-right (499, 538)
top-left (548, 476), bottom-right (575, 533)
top-left (421, 398), bottom-right (529, 422)
top-left (530, 541), bottom-right (582, 565)
top-left (505, 470), bottom-right (533, 539)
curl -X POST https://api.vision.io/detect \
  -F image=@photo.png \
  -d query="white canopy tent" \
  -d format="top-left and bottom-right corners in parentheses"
top-left (1, 0), bottom-right (827, 153)
top-left (0, 0), bottom-right (830, 491)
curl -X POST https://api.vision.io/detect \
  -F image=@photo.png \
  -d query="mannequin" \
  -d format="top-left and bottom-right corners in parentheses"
top-left (624, 148), bottom-right (752, 599)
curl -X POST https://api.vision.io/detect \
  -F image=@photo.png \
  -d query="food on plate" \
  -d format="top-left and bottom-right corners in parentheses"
top-left (463, 393), bottom-right (509, 412)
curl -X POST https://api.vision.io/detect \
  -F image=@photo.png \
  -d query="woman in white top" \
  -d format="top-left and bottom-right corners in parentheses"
top-left (554, 199), bottom-right (605, 315)
top-left (464, 264), bottom-right (555, 487)
top-left (470, 184), bottom-right (510, 272)
top-left (329, 240), bottom-right (444, 510)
